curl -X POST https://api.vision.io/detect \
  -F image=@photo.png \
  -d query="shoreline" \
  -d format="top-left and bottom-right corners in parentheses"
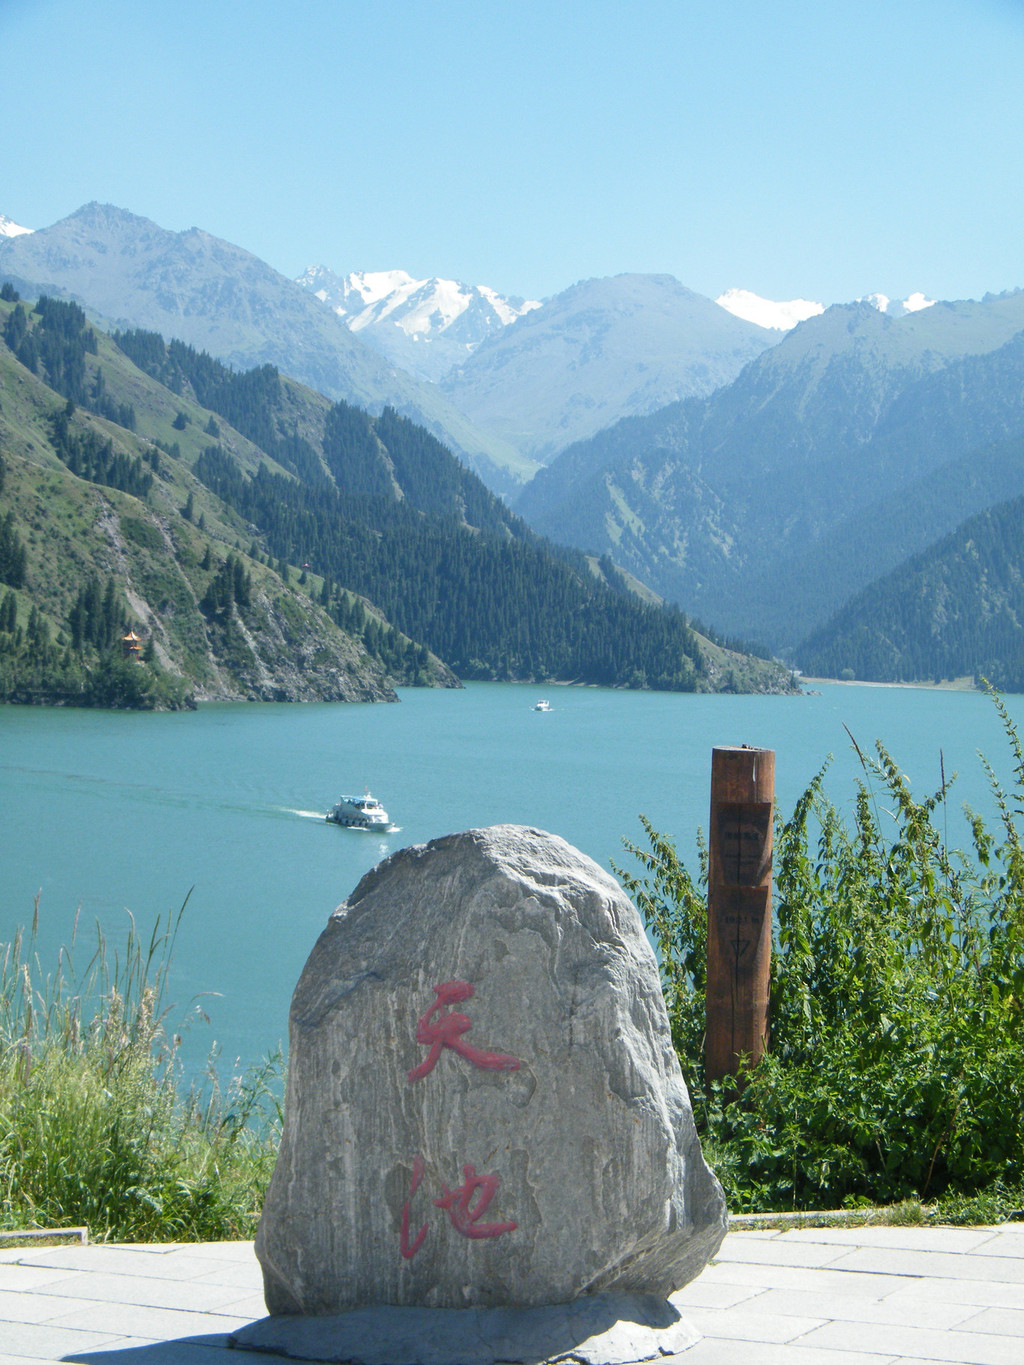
top-left (798, 674), bottom-right (978, 693)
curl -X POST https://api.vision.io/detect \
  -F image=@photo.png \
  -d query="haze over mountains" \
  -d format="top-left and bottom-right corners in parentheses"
top-left (4, 199), bottom-right (1024, 689)
top-left (518, 292), bottom-right (1024, 662)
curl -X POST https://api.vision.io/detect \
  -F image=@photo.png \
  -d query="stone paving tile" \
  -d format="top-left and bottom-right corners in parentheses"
top-left (46, 1299), bottom-right (250, 1340)
top-left (797, 1318), bottom-right (1024, 1365)
top-left (782, 1225), bottom-right (1000, 1254)
top-left (743, 1286), bottom-right (980, 1330)
top-left (164, 1240), bottom-right (256, 1261)
top-left (29, 1269), bottom-right (258, 1312)
top-left (678, 1303), bottom-right (827, 1344)
top-left (669, 1341), bottom-right (897, 1365)
top-left (191, 1260), bottom-right (264, 1289)
top-left (0, 1355), bottom-right (76, 1365)
top-left (0, 1264), bottom-right (78, 1292)
top-left (826, 1246), bottom-right (1024, 1284)
top-left (8, 1247), bottom-right (234, 1280)
top-left (0, 1286), bottom-right (113, 1324)
top-left (0, 1247), bottom-right (49, 1265)
top-left (970, 1232), bottom-right (1024, 1260)
top-left (218, 1293), bottom-right (270, 1320)
top-left (885, 1278), bottom-right (1024, 1311)
top-left (62, 1351), bottom-right (316, 1365)
top-left (701, 1259), bottom-right (913, 1296)
top-left (725, 1228), bottom-right (786, 1240)
top-left (951, 1305), bottom-right (1024, 1338)
top-left (712, 1237), bottom-right (849, 1269)
top-left (671, 1278), bottom-right (767, 1309)
top-left (0, 1320), bottom-right (126, 1360)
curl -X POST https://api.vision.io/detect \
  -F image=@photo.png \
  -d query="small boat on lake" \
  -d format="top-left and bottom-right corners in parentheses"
top-left (533, 699), bottom-right (552, 712)
top-left (326, 792), bottom-right (390, 828)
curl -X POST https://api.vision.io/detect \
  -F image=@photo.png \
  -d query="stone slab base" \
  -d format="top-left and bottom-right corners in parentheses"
top-left (227, 1292), bottom-right (701, 1364)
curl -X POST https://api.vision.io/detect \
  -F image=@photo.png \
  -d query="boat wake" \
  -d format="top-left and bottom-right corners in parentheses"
top-left (285, 808), bottom-right (328, 821)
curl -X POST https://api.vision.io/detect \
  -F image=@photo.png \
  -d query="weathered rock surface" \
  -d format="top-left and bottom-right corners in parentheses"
top-left (255, 825), bottom-right (726, 1316)
top-left (230, 1291), bottom-right (701, 1364)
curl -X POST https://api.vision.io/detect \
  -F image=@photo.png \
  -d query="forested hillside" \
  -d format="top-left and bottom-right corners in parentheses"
top-left (0, 290), bottom-right (448, 706)
top-left (0, 289), bottom-right (794, 706)
top-left (116, 328), bottom-right (784, 691)
top-left (795, 494), bottom-right (1024, 689)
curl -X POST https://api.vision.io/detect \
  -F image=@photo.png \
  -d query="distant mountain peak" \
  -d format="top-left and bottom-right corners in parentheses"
top-left (716, 288), bottom-right (824, 331)
top-left (0, 213), bottom-right (32, 239)
top-left (296, 265), bottom-right (541, 383)
top-left (298, 264), bottom-right (540, 336)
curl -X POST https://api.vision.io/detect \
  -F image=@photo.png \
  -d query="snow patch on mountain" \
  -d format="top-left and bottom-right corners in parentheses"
top-left (0, 214), bottom-right (32, 239)
top-left (718, 286), bottom-right (937, 329)
top-left (716, 288), bottom-right (824, 330)
top-left (861, 291), bottom-right (936, 317)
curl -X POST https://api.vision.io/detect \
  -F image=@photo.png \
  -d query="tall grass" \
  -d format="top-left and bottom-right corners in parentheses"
top-left (0, 897), bottom-right (281, 1241)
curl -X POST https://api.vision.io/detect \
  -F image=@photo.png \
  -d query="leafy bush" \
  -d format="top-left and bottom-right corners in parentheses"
top-left (0, 901), bottom-right (280, 1240)
top-left (618, 692), bottom-right (1024, 1215)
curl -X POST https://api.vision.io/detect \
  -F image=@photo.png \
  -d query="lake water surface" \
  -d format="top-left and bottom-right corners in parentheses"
top-left (3, 681), bottom-right (1021, 1079)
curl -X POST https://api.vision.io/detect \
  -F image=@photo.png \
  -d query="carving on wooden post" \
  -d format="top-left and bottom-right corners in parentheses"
top-left (705, 746), bottom-right (774, 1083)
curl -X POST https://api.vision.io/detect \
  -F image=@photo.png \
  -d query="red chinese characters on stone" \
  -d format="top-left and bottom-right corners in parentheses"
top-left (407, 980), bottom-right (520, 1083)
top-left (434, 1164), bottom-right (518, 1240)
top-left (400, 1156), bottom-right (516, 1259)
top-left (399, 980), bottom-right (520, 1260)
top-left (399, 1154), bottom-right (428, 1260)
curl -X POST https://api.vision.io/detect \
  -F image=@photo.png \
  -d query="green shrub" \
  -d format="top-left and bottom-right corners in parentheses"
top-left (120, 515), bottom-right (164, 553)
top-left (618, 690), bottom-right (1024, 1215)
top-left (0, 900), bottom-right (280, 1240)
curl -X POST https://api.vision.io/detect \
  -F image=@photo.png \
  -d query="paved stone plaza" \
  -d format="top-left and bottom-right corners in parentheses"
top-left (0, 1224), bottom-right (1022, 1364)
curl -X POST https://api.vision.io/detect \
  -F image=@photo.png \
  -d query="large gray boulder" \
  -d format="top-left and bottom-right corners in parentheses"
top-left (255, 825), bottom-right (726, 1317)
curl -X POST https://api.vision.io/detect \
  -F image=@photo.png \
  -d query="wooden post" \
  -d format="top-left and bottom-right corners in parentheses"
top-left (705, 745), bottom-right (774, 1083)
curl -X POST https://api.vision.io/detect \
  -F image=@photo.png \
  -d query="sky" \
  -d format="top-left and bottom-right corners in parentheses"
top-left (2, 0), bottom-right (1023, 306)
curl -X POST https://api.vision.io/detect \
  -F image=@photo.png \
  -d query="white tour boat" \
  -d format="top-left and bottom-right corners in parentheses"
top-left (533, 699), bottom-right (552, 711)
top-left (326, 792), bottom-right (390, 828)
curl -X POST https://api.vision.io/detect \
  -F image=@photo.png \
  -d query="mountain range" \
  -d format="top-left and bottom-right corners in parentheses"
top-left (0, 284), bottom-right (791, 707)
top-left (4, 199), bottom-right (1024, 690)
top-left (517, 293), bottom-right (1024, 656)
top-left (0, 204), bottom-right (531, 492)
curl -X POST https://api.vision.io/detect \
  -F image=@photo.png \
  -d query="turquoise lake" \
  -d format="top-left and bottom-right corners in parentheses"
top-left (3, 681), bottom-right (1022, 1080)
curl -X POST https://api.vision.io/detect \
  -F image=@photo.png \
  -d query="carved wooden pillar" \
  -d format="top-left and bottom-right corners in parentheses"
top-left (705, 745), bottom-right (774, 1083)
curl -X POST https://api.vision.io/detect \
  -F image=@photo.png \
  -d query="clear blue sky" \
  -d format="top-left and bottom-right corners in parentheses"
top-left (3, 0), bottom-right (1022, 305)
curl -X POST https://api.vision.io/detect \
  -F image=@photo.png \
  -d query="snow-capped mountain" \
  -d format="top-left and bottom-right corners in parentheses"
top-left (716, 288), bottom-right (824, 331)
top-left (0, 214), bottom-right (32, 239)
top-left (717, 286), bottom-right (935, 330)
top-left (296, 266), bottom-right (540, 383)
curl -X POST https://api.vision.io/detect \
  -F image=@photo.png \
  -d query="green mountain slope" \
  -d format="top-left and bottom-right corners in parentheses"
top-left (793, 493), bottom-right (1024, 688)
top-left (0, 290), bottom-right (794, 703)
top-left (0, 294), bottom-right (450, 706)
